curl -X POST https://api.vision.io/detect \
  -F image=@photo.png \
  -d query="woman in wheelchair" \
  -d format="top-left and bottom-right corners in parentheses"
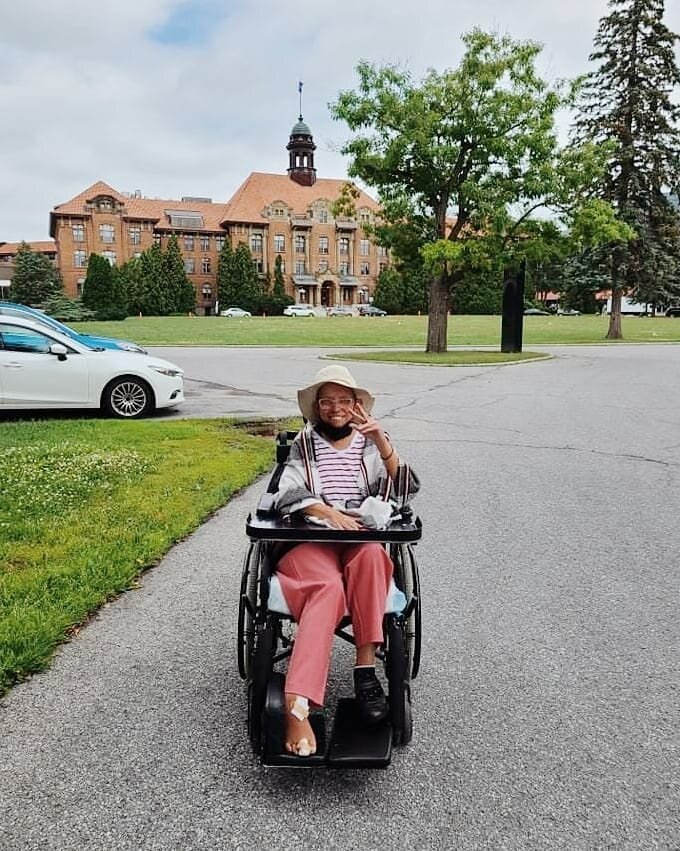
top-left (274, 364), bottom-right (420, 757)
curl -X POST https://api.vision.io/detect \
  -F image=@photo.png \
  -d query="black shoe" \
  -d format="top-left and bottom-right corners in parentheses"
top-left (353, 666), bottom-right (388, 724)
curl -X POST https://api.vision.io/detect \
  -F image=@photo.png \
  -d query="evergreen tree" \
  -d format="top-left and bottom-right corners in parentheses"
top-left (231, 242), bottom-right (262, 313)
top-left (82, 253), bottom-right (123, 319)
top-left (574, 0), bottom-right (680, 337)
top-left (9, 242), bottom-right (62, 305)
top-left (269, 254), bottom-right (293, 315)
top-left (128, 243), bottom-right (167, 315)
top-left (217, 238), bottom-right (238, 308)
top-left (372, 269), bottom-right (404, 314)
top-left (163, 235), bottom-right (196, 313)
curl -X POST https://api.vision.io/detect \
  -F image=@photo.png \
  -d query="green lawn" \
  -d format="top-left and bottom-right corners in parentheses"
top-left (334, 350), bottom-right (550, 366)
top-left (71, 313), bottom-right (680, 347)
top-left (0, 417), bottom-right (275, 695)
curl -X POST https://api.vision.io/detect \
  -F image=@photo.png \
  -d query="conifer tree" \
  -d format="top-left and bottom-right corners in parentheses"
top-left (9, 242), bottom-right (63, 305)
top-left (82, 253), bottom-right (121, 318)
top-left (231, 242), bottom-right (262, 313)
top-left (164, 234), bottom-right (195, 313)
top-left (217, 238), bottom-right (238, 308)
top-left (574, 0), bottom-right (680, 337)
top-left (269, 254), bottom-right (293, 315)
top-left (128, 243), bottom-right (168, 315)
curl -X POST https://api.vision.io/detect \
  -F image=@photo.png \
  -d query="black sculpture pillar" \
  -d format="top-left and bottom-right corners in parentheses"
top-left (501, 261), bottom-right (525, 353)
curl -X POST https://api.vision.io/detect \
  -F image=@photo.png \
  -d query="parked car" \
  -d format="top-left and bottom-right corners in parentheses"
top-left (0, 315), bottom-right (183, 419)
top-left (523, 307), bottom-right (550, 316)
top-left (557, 308), bottom-right (581, 316)
top-left (358, 305), bottom-right (387, 317)
top-left (665, 304), bottom-right (680, 317)
top-left (283, 305), bottom-right (315, 317)
top-left (219, 307), bottom-right (252, 318)
top-left (326, 307), bottom-right (354, 317)
top-left (0, 301), bottom-right (147, 353)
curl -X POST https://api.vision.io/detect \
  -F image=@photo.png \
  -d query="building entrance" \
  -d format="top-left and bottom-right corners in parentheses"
top-left (321, 282), bottom-right (334, 307)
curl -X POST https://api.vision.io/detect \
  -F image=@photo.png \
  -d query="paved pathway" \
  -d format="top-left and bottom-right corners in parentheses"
top-left (1, 345), bottom-right (679, 849)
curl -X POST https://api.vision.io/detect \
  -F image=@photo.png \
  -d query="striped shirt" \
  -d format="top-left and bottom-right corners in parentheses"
top-left (312, 430), bottom-right (367, 506)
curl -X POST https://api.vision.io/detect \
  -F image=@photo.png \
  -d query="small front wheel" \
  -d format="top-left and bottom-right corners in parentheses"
top-left (103, 376), bottom-right (154, 419)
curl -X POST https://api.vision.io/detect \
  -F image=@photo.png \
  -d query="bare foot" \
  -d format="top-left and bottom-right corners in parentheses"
top-left (284, 694), bottom-right (317, 756)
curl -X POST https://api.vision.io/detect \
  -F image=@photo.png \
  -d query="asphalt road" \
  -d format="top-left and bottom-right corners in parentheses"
top-left (1, 345), bottom-right (679, 849)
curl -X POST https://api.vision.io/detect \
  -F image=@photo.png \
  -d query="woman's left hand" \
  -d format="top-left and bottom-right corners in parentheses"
top-left (350, 402), bottom-right (390, 455)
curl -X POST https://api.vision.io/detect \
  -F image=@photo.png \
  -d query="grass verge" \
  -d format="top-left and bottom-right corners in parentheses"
top-left (0, 417), bottom-right (276, 695)
top-left (71, 314), bottom-right (680, 347)
top-left (332, 350), bottom-right (550, 366)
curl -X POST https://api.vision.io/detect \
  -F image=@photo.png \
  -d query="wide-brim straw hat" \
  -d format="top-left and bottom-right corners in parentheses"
top-left (297, 364), bottom-right (375, 422)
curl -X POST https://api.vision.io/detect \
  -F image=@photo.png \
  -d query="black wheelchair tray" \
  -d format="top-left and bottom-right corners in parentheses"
top-left (246, 512), bottom-right (422, 544)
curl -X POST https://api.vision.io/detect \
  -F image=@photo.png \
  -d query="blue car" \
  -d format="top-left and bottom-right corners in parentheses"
top-left (0, 302), bottom-right (147, 353)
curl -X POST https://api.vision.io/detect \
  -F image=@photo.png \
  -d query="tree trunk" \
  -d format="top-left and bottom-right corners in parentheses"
top-left (606, 289), bottom-right (623, 340)
top-left (426, 273), bottom-right (449, 353)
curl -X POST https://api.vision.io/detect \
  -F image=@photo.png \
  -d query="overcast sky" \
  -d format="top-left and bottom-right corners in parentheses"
top-left (1, 0), bottom-right (678, 243)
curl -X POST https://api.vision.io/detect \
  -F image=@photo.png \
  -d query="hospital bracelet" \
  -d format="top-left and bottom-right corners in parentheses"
top-left (380, 446), bottom-right (395, 462)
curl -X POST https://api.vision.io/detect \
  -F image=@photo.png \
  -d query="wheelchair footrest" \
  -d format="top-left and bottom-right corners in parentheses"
top-left (262, 672), bottom-right (327, 767)
top-left (326, 698), bottom-right (392, 769)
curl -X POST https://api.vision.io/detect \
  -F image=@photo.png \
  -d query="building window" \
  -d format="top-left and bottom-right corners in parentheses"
top-left (76, 278), bottom-right (85, 296)
top-left (279, 259), bottom-right (286, 273)
top-left (99, 224), bottom-right (115, 243)
top-left (254, 259), bottom-right (264, 274)
top-left (272, 206), bottom-right (286, 217)
top-left (360, 211), bottom-right (370, 224)
top-left (251, 234), bottom-right (263, 253)
top-left (72, 223), bottom-right (85, 242)
top-left (102, 251), bottom-right (117, 266)
top-left (318, 236), bottom-right (329, 254)
top-left (360, 262), bottom-right (370, 276)
top-left (379, 262), bottom-right (388, 273)
top-left (215, 235), bottom-right (225, 250)
top-left (339, 238), bottom-right (350, 255)
top-left (184, 235), bottom-right (194, 251)
top-left (153, 233), bottom-right (162, 245)
top-left (74, 250), bottom-right (87, 268)
top-left (274, 234), bottom-right (285, 253)
top-left (318, 209), bottom-right (328, 223)
top-left (200, 235), bottom-right (210, 251)
top-left (97, 198), bottom-right (113, 212)
top-left (295, 235), bottom-right (305, 254)
top-left (360, 239), bottom-right (370, 256)
top-left (184, 258), bottom-right (195, 274)
top-left (318, 260), bottom-right (328, 273)
top-left (134, 252), bottom-right (142, 259)
top-left (129, 226), bottom-right (141, 245)
top-left (377, 246), bottom-right (388, 258)
top-left (201, 257), bottom-right (211, 274)
top-left (295, 260), bottom-right (305, 275)
top-left (339, 262), bottom-right (349, 275)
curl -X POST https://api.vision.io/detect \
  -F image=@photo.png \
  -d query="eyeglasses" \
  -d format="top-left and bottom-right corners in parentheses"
top-left (317, 397), bottom-right (355, 409)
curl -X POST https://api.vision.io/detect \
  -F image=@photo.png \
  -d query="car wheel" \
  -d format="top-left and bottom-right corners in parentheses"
top-left (103, 376), bottom-right (154, 419)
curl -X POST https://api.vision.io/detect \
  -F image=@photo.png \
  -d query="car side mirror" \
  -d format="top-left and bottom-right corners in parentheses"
top-left (50, 343), bottom-right (68, 361)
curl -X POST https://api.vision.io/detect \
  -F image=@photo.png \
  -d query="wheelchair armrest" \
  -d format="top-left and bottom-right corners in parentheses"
top-left (256, 492), bottom-right (278, 519)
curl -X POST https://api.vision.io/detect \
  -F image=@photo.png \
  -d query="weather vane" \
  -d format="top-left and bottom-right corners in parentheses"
top-left (298, 80), bottom-right (304, 120)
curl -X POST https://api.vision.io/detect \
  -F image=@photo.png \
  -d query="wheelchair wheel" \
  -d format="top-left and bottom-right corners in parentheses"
top-left (390, 543), bottom-right (422, 680)
top-left (385, 614), bottom-right (413, 747)
top-left (237, 541), bottom-right (264, 680)
top-left (248, 618), bottom-right (276, 753)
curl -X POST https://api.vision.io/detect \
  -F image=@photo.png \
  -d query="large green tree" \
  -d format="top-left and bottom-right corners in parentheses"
top-left (332, 29), bottom-right (628, 352)
top-left (574, 0), bottom-right (680, 338)
top-left (216, 238), bottom-right (238, 309)
top-left (164, 234), bottom-right (196, 313)
top-left (82, 253), bottom-right (126, 319)
top-left (9, 242), bottom-right (62, 305)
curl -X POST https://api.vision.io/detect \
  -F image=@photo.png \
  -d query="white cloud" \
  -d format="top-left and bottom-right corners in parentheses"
top-left (0, 0), bottom-right (678, 241)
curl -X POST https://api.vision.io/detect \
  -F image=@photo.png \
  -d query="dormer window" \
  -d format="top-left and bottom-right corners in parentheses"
top-left (97, 197), bottom-right (114, 212)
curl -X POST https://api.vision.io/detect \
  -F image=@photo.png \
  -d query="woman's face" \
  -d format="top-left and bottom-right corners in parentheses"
top-left (315, 382), bottom-right (357, 427)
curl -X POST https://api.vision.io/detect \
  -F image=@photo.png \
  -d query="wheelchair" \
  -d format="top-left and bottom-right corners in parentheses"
top-left (238, 430), bottom-right (422, 768)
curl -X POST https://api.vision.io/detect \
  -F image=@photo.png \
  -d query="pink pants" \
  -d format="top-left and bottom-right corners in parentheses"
top-left (276, 542), bottom-right (393, 706)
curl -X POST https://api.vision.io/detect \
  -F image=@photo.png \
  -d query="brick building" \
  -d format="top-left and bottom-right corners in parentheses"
top-left (48, 116), bottom-right (388, 315)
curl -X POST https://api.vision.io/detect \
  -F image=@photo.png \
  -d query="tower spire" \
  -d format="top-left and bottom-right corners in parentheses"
top-left (287, 84), bottom-right (317, 186)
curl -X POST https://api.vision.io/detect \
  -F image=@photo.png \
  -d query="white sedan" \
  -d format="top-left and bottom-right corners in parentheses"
top-left (0, 315), bottom-right (184, 419)
top-left (219, 307), bottom-right (252, 318)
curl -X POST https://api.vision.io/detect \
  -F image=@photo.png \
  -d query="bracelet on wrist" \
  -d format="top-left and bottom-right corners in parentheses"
top-left (380, 446), bottom-right (395, 462)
